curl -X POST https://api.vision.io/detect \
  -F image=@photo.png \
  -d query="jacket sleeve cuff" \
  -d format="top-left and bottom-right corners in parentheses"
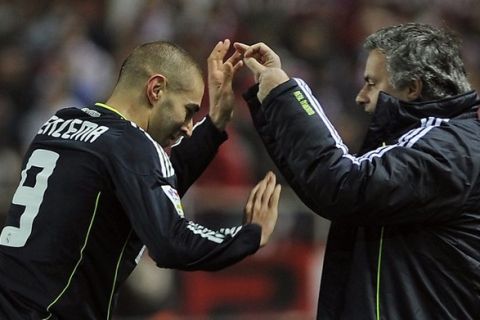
top-left (262, 79), bottom-right (299, 110)
top-left (203, 115), bottom-right (228, 144)
top-left (242, 83), bottom-right (261, 112)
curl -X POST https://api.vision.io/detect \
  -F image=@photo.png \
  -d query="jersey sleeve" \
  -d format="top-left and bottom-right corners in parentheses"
top-left (106, 125), bottom-right (260, 271)
top-left (169, 116), bottom-right (227, 197)
top-left (244, 78), bottom-right (473, 226)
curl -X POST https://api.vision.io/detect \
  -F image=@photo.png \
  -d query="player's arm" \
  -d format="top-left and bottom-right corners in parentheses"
top-left (112, 160), bottom-right (280, 270)
top-left (170, 40), bottom-right (242, 196)
top-left (169, 116), bottom-right (226, 197)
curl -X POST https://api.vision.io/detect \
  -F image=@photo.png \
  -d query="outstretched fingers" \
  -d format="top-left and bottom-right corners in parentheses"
top-left (208, 39), bottom-right (230, 73)
top-left (253, 173), bottom-right (269, 214)
top-left (210, 39), bottom-right (230, 59)
top-left (226, 54), bottom-right (244, 80)
top-left (221, 52), bottom-right (243, 87)
top-left (262, 172), bottom-right (276, 207)
top-left (270, 184), bottom-right (281, 210)
top-left (244, 183), bottom-right (259, 224)
top-left (247, 171), bottom-right (281, 247)
top-left (226, 50), bottom-right (243, 69)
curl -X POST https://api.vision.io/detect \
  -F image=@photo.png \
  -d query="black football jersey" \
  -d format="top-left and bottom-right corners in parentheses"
top-left (0, 104), bottom-right (261, 319)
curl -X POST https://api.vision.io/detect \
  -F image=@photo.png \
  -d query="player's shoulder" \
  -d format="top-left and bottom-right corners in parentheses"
top-left (110, 120), bottom-right (175, 177)
top-left (80, 107), bottom-right (175, 177)
top-left (37, 105), bottom-right (173, 176)
top-left (41, 105), bottom-right (148, 145)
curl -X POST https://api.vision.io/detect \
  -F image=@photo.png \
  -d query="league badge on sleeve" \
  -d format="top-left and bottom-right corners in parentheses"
top-left (161, 185), bottom-right (185, 217)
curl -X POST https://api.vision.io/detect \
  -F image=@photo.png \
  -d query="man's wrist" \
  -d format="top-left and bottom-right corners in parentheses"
top-left (209, 111), bottom-right (233, 131)
top-left (258, 69), bottom-right (290, 102)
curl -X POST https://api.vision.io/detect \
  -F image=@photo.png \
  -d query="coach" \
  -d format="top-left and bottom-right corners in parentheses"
top-left (237, 23), bottom-right (480, 319)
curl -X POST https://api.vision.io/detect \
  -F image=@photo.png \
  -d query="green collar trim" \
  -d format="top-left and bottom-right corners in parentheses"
top-left (95, 102), bottom-right (127, 120)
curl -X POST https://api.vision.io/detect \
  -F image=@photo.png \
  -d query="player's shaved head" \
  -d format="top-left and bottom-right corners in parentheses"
top-left (117, 41), bottom-right (203, 93)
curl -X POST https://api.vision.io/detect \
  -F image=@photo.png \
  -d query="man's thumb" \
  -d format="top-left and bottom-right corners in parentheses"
top-left (243, 57), bottom-right (265, 73)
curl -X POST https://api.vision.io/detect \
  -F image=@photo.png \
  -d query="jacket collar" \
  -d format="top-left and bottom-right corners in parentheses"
top-left (359, 90), bottom-right (480, 154)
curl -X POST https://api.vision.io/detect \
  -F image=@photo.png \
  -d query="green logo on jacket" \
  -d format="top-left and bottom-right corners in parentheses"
top-left (293, 90), bottom-right (315, 116)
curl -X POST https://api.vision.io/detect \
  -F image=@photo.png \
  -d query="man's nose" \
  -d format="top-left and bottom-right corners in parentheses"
top-left (180, 119), bottom-right (193, 138)
top-left (355, 85), bottom-right (370, 105)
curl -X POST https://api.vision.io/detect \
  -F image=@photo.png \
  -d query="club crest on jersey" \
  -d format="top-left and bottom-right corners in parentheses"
top-left (161, 185), bottom-right (184, 217)
top-left (81, 108), bottom-right (101, 117)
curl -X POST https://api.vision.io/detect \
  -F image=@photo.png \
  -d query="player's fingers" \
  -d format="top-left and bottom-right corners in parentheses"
top-left (253, 173), bottom-right (269, 212)
top-left (269, 184), bottom-right (282, 209)
top-left (245, 183), bottom-right (259, 223)
top-left (244, 202), bottom-right (253, 223)
top-left (246, 183), bottom-right (259, 211)
top-left (262, 172), bottom-right (276, 206)
top-left (232, 60), bottom-right (243, 74)
top-left (226, 50), bottom-right (242, 66)
top-left (223, 39), bottom-right (231, 47)
top-left (219, 39), bottom-right (231, 58)
top-left (219, 63), bottom-right (235, 95)
top-left (207, 40), bottom-right (224, 73)
top-left (244, 194), bottom-right (253, 223)
top-left (223, 62), bottom-right (234, 81)
top-left (208, 40), bottom-right (224, 60)
top-left (209, 39), bottom-right (230, 67)
top-left (233, 42), bottom-right (249, 54)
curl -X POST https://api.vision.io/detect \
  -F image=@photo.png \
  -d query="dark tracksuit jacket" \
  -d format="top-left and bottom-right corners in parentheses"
top-left (244, 78), bottom-right (480, 319)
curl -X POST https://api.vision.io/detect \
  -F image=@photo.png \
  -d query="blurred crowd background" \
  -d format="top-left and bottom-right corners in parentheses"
top-left (1, 0), bottom-right (479, 319)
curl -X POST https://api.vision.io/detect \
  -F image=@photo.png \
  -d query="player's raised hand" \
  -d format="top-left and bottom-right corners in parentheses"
top-left (234, 42), bottom-right (289, 102)
top-left (244, 171), bottom-right (281, 247)
top-left (208, 39), bottom-right (243, 131)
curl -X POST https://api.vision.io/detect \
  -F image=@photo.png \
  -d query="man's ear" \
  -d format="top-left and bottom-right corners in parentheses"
top-left (146, 74), bottom-right (167, 106)
top-left (407, 78), bottom-right (422, 100)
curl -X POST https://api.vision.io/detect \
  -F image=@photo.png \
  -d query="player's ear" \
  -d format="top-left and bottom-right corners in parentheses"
top-left (146, 74), bottom-right (167, 106)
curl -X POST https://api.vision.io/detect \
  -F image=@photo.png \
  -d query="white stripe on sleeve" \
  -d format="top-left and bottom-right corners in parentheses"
top-left (290, 78), bottom-right (449, 166)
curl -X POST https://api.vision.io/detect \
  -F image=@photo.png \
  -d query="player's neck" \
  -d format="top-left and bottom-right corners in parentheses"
top-left (104, 95), bottom-right (149, 130)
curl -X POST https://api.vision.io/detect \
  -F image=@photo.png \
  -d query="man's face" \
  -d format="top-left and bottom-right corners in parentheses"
top-left (356, 49), bottom-right (411, 113)
top-left (149, 77), bottom-right (204, 148)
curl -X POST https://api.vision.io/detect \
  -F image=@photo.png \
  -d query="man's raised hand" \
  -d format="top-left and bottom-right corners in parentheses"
top-left (234, 42), bottom-right (289, 102)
